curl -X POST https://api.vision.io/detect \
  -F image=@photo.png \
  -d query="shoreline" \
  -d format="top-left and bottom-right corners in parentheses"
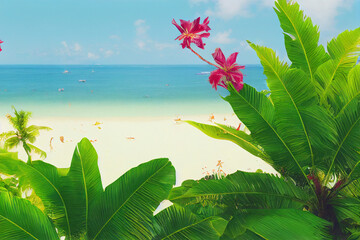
top-left (0, 113), bottom-right (277, 187)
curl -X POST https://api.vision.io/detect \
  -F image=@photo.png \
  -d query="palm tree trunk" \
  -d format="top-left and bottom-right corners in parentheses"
top-left (22, 142), bottom-right (32, 164)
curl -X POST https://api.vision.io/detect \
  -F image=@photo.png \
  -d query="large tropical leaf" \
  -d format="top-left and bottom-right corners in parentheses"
top-left (248, 41), bottom-right (336, 171)
top-left (225, 84), bottom-right (309, 182)
top-left (220, 216), bottom-right (246, 239)
top-left (60, 138), bottom-right (103, 238)
top-left (0, 138), bottom-right (104, 239)
top-left (334, 64), bottom-right (360, 119)
top-left (325, 91), bottom-right (360, 182)
top-left (185, 120), bottom-right (269, 161)
top-left (169, 171), bottom-right (312, 212)
top-left (274, 0), bottom-right (329, 82)
top-left (0, 191), bottom-right (59, 240)
top-left (330, 197), bottom-right (360, 225)
top-left (88, 158), bottom-right (175, 240)
top-left (235, 209), bottom-right (331, 240)
top-left (0, 148), bottom-right (18, 159)
top-left (152, 205), bottom-right (227, 240)
top-left (316, 28), bottom-right (360, 110)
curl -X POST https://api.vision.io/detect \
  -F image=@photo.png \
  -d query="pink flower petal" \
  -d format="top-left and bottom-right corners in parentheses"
top-left (209, 70), bottom-right (225, 90)
top-left (172, 19), bottom-right (184, 33)
top-left (212, 48), bottom-right (226, 67)
top-left (201, 17), bottom-right (211, 32)
top-left (180, 19), bottom-right (192, 30)
top-left (192, 38), bottom-right (205, 49)
top-left (191, 17), bottom-right (201, 32)
top-left (231, 65), bottom-right (245, 71)
top-left (226, 52), bottom-right (238, 68)
top-left (199, 32), bottom-right (210, 38)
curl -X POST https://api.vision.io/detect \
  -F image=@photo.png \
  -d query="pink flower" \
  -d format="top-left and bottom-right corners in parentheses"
top-left (172, 17), bottom-right (210, 49)
top-left (209, 48), bottom-right (245, 91)
top-left (0, 40), bottom-right (3, 52)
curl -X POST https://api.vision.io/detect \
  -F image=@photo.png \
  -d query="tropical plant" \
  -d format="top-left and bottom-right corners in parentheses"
top-left (172, 0), bottom-right (360, 238)
top-left (0, 107), bottom-right (51, 164)
top-left (0, 138), bottom-right (228, 239)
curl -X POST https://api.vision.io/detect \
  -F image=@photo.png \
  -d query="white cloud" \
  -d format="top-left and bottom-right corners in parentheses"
top-left (202, 0), bottom-right (354, 31)
top-left (154, 42), bottom-right (176, 50)
top-left (212, 30), bottom-right (235, 44)
top-left (61, 41), bottom-right (68, 48)
top-left (287, 0), bottom-right (353, 30)
top-left (137, 41), bottom-right (146, 49)
top-left (74, 43), bottom-right (82, 52)
top-left (205, 0), bottom-right (253, 19)
top-left (87, 52), bottom-right (99, 59)
top-left (134, 19), bottom-right (149, 36)
top-left (99, 48), bottom-right (116, 57)
top-left (59, 41), bottom-right (82, 56)
top-left (259, 0), bottom-right (354, 30)
top-left (133, 19), bottom-right (176, 51)
top-left (104, 50), bottom-right (114, 57)
top-left (109, 35), bottom-right (121, 40)
top-left (134, 19), bottom-right (150, 49)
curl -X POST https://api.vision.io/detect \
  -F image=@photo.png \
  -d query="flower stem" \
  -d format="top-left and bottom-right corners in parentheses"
top-left (189, 47), bottom-right (219, 68)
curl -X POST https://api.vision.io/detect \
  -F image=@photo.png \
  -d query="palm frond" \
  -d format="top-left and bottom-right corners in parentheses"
top-left (325, 93), bottom-right (360, 182)
top-left (235, 209), bottom-right (331, 240)
top-left (225, 84), bottom-right (310, 183)
top-left (335, 64), bottom-right (360, 118)
top-left (274, 0), bottom-right (329, 83)
top-left (221, 216), bottom-right (246, 239)
top-left (330, 197), bottom-right (360, 225)
top-left (316, 28), bottom-right (360, 109)
top-left (10, 108), bottom-right (31, 133)
top-left (169, 171), bottom-right (313, 211)
top-left (0, 131), bottom-right (16, 141)
top-left (248, 41), bottom-right (337, 171)
top-left (185, 120), bottom-right (269, 161)
top-left (25, 125), bottom-right (52, 141)
top-left (4, 137), bottom-right (21, 150)
top-left (88, 158), bottom-right (175, 240)
top-left (152, 205), bottom-right (227, 240)
top-left (0, 191), bottom-right (59, 240)
top-left (27, 143), bottom-right (47, 159)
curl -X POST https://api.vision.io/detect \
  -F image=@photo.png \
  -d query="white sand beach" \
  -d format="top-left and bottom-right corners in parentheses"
top-left (0, 113), bottom-right (277, 187)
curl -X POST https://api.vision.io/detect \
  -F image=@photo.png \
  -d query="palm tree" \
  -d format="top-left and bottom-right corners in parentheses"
top-left (0, 107), bottom-right (51, 164)
top-left (177, 0), bottom-right (360, 238)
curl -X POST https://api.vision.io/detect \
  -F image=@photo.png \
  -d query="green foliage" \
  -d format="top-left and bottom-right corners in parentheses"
top-left (169, 170), bottom-right (313, 211)
top-left (0, 107), bottom-right (51, 163)
top-left (152, 205), bottom-right (227, 239)
top-left (0, 191), bottom-right (59, 240)
top-left (0, 138), bottom-right (176, 239)
top-left (185, 0), bottom-right (360, 238)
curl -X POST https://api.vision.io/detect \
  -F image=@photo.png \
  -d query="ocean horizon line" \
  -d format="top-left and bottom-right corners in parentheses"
top-left (0, 63), bottom-right (262, 67)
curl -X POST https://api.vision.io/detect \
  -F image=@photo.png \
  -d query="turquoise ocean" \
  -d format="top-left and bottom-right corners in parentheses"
top-left (0, 65), bottom-right (267, 117)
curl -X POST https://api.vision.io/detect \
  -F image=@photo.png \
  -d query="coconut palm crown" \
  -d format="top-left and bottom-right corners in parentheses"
top-left (0, 107), bottom-right (51, 164)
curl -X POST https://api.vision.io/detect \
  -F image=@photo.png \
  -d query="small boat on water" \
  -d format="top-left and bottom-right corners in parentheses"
top-left (63, 70), bottom-right (69, 74)
top-left (58, 88), bottom-right (64, 92)
top-left (196, 71), bottom-right (210, 75)
top-left (78, 79), bottom-right (86, 83)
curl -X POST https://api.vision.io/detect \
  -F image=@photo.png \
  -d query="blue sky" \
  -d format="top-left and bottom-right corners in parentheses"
top-left (0, 0), bottom-right (358, 64)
